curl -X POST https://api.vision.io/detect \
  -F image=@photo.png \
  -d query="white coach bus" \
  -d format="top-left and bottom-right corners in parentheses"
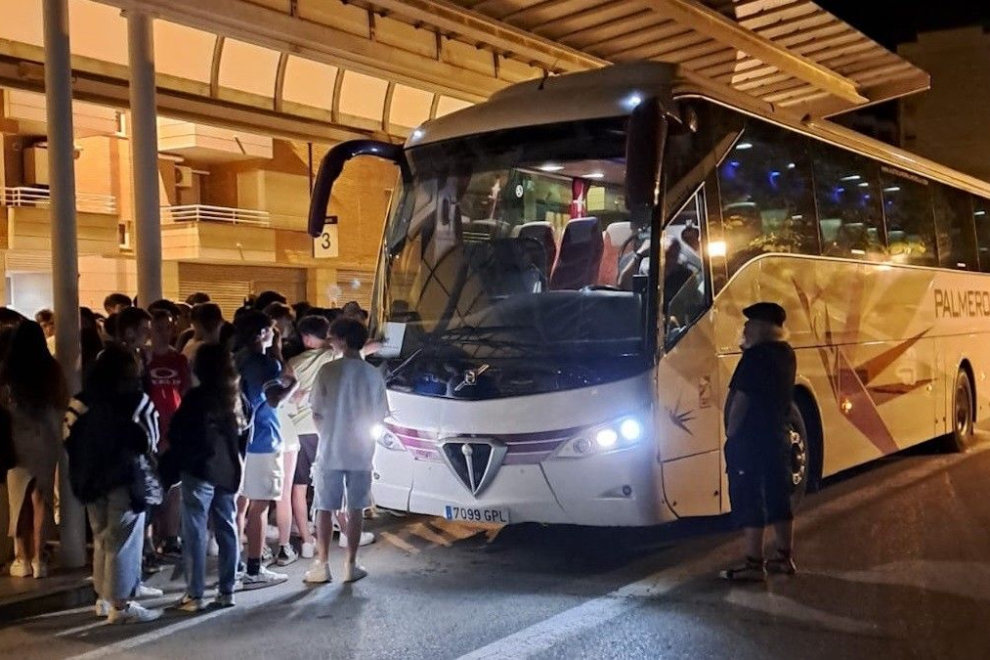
top-left (308, 62), bottom-right (990, 527)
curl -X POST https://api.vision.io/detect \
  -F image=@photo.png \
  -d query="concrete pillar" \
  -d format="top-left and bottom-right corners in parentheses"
top-left (126, 11), bottom-right (163, 305)
top-left (41, 0), bottom-right (85, 569)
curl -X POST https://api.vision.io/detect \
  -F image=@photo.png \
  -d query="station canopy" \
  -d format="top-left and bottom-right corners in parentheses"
top-left (0, 0), bottom-right (929, 142)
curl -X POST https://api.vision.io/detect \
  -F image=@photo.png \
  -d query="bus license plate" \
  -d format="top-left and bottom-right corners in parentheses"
top-left (443, 505), bottom-right (509, 524)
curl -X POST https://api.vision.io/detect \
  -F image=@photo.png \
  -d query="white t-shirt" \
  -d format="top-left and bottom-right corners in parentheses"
top-left (310, 356), bottom-right (388, 472)
top-left (285, 348), bottom-right (337, 437)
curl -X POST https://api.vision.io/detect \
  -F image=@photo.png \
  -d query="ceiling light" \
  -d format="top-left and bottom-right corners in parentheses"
top-left (582, 172), bottom-right (605, 179)
top-left (538, 163), bottom-right (565, 172)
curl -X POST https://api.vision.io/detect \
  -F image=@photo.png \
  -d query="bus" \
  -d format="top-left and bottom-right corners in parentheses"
top-left (307, 61), bottom-right (990, 527)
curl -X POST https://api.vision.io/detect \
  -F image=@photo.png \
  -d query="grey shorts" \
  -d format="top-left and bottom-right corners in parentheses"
top-left (313, 469), bottom-right (372, 512)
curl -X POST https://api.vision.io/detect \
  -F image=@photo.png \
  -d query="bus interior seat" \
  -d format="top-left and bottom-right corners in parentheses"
top-left (463, 219), bottom-right (507, 242)
top-left (474, 238), bottom-right (546, 297)
top-left (549, 217), bottom-right (604, 290)
top-left (599, 221), bottom-right (633, 285)
top-left (515, 222), bottom-right (557, 275)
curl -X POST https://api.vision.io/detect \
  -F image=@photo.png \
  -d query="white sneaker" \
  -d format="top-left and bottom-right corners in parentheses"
top-left (95, 598), bottom-right (111, 617)
top-left (31, 559), bottom-right (48, 579)
top-left (342, 563), bottom-right (368, 583)
top-left (213, 592), bottom-right (236, 608)
top-left (260, 544), bottom-right (274, 565)
top-left (303, 561), bottom-right (331, 584)
top-left (275, 544), bottom-right (298, 567)
top-left (135, 583), bottom-right (164, 599)
top-left (300, 542), bottom-right (315, 559)
top-left (338, 531), bottom-right (376, 548)
top-left (9, 558), bottom-right (31, 577)
top-left (107, 602), bottom-right (163, 624)
top-left (241, 565), bottom-right (288, 587)
top-left (207, 536), bottom-right (220, 557)
top-left (176, 594), bottom-right (207, 613)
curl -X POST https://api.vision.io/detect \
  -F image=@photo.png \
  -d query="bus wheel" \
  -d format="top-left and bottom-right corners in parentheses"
top-left (949, 369), bottom-right (975, 452)
top-left (788, 402), bottom-right (809, 509)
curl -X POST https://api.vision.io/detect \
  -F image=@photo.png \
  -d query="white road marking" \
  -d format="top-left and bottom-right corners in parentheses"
top-left (458, 449), bottom-right (983, 659)
top-left (55, 620), bottom-right (110, 638)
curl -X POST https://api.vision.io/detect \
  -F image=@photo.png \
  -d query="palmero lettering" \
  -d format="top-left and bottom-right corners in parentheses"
top-left (934, 289), bottom-right (990, 318)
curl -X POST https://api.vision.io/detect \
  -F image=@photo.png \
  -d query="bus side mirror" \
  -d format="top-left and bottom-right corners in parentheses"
top-left (625, 97), bottom-right (666, 228)
top-left (308, 139), bottom-right (409, 237)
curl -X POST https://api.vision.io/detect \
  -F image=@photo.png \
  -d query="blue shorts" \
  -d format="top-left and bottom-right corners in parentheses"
top-left (313, 469), bottom-right (372, 512)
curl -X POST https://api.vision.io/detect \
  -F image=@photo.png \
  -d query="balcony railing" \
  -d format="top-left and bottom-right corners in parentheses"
top-left (1, 186), bottom-right (117, 215)
top-left (162, 204), bottom-right (271, 226)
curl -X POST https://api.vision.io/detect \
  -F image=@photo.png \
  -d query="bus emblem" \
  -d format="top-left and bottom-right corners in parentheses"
top-left (439, 439), bottom-right (507, 497)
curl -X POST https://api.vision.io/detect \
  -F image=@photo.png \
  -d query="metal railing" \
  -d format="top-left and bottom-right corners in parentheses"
top-left (1, 186), bottom-right (117, 215)
top-left (162, 204), bottom-right (271, 226)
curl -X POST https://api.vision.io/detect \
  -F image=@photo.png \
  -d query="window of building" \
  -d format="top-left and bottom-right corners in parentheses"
top-left (813, 145), bottom-right (885, 261)
top-left (973, 197), bottom-right (990, 272)
top-left (933, 184), bottom-right (978, 271)
top-left (717, 120), bottom-right (820, 276)
top-left (880, 169), bottom-right (936, 267)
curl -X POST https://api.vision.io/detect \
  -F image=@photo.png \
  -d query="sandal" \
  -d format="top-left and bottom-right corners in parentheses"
top-left (719, 556), bottom-right (767, 582)
top-left (766, 549), bottom-right (797, 576)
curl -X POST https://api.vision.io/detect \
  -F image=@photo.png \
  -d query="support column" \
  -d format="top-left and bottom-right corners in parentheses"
top-left (41, 0), bottom-right (85, 569)
top-left (127, 11), bottom-right (163, 305)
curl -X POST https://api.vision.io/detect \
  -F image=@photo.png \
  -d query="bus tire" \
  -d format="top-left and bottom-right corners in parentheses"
top-left (948, 368), bottom-right (976, 452)
top-left (787, 402), bottom-right (810, 510)
top-left (794, 391), bottom-right (824, 494)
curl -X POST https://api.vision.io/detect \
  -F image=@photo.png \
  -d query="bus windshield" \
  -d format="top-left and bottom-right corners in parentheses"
top-left (373, 117), bottom-right (656, 399)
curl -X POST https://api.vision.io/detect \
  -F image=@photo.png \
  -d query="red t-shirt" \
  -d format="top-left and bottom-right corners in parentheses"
top-left (146, 349), bottom-right (190, 441)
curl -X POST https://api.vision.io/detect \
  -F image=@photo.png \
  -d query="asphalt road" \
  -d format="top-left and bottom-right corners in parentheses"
top-left (3, 439), bottom-right (990, 660)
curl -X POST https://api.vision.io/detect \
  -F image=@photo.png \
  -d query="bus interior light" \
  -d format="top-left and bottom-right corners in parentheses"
top-left (735, 142), bottom-right (753, 150)
top-left (708, 241), bottom-right (727, 258)
top-left (539, 163), bottom-right (565, 172)
top-left (622, 93), bottom-right (643, 110)
top-left (840, 174), bottom-right (861, 181)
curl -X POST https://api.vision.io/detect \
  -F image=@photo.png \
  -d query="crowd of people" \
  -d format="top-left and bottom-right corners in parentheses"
top-left (1, 290), bottom-right (388, 624)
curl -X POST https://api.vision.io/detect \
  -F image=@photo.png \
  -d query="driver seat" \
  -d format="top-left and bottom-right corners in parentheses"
top-left (598, 221), bottom-right (633, 286)
top-left (550, 217), bottom-right (604, 290)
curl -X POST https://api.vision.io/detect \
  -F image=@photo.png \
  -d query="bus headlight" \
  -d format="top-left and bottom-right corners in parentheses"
top-left (595, 429), bottom-right (618, 448)
top-left (619, 418), bottom-right (642, 441)
top-left (375, 426), bottom-right (406, 452)
top-left (555, 414), bottom-right (650, 459)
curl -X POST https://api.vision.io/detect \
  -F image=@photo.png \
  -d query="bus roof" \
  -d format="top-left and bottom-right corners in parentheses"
top-left (408, 61), bottom-right (990, 201)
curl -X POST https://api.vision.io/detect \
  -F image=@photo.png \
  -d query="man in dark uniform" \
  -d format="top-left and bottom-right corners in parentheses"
top-left (720, 302), bottom-right (797, 581)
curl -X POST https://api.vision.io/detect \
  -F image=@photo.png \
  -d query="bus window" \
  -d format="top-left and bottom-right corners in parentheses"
top-left (813, 145), bottom-right (885, 261)
top-left (933, 184), bottom-right (978, 271)
top-left (663, 192), bottom-right (707, 347)
top-left (717, 121), bottom-right (819, 276)
top-left (974, 197), bottom-right (990, 272)
top-left (880, 170), bottom-right (936, 266)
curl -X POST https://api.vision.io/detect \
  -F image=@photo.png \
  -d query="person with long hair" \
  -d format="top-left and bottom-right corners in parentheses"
top-left (167, 344), bottom-right (251, 610)
top-left (1, 321), bottom-right (67, 578)
top-left (64, 344), bottom-right (162, 623)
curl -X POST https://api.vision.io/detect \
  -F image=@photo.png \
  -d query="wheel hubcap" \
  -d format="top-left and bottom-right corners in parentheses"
top-left (957, 384), bottom-right (971, 436)
top-left (789, 428), bottom-right (807, 487)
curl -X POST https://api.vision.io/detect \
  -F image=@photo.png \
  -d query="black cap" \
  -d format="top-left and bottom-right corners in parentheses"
top-left (743, 302), bottom-right (786, 327)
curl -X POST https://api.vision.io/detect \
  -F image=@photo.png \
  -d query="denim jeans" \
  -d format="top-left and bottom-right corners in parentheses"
top-left (87, 486), bottom-right (145, 602)
top-left (180, 473), bottom-right (239, 598)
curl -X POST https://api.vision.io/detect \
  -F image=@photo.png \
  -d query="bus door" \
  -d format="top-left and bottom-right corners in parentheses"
top-left (656, 190), bottom-right (723, 518)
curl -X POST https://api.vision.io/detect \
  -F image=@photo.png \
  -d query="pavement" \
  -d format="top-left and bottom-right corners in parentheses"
top-left (2, 438), bottom-right (990, 659)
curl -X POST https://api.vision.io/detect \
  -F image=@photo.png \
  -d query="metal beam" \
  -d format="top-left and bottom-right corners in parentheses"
top-left (93, 0), bottom-right (504, 102)
top-left (364, 0), bottom-right (603, 72)
top-left (643, 0), bottom-right (867, 105)
top-left (0, 54), bottom-right (384, 143)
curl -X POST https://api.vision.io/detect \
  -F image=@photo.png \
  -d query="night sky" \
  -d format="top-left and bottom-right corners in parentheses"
top-left (817, 0), bottom-right (990, 48)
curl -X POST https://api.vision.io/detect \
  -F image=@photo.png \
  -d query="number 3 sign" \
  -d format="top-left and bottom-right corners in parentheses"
top-left (313, 216), bottom-right (339, 258)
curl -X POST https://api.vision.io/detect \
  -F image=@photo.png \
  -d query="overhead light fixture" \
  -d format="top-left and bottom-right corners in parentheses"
top-left (841, 174), bottom-right (861, 181)
top-left (582, 172), bottom-right (605, 179)
top-left (735, 142), bottom-right (753, 150)
top-left (622, 92), bottom-right (643, 110)
top-left (538, 163), bottom-right (565, 172)
top-left (883, 186), bottom-right (900, 193)
top-left (858, 182), bottom-right (870, 187)
top-left (976, 210), bottom-right (987, 217)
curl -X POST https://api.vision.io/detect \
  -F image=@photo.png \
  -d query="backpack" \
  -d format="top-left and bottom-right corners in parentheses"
top-left (65, 400), bottom-right (150, 506)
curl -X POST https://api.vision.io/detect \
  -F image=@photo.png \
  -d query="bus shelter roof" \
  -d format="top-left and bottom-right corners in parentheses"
top-left (1, 0), bottom-right (930, 142)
